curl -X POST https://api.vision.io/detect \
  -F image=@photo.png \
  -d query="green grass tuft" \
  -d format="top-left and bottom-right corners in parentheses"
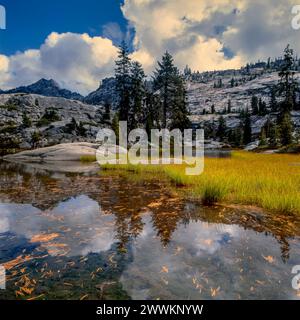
top-left (200, 183), bottom-right (227, 205)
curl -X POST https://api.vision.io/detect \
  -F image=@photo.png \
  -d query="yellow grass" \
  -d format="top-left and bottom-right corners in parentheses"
top-left (100, 151), bottom-right (300, 214)
top-left (80, 155), bottom-right (97, 162)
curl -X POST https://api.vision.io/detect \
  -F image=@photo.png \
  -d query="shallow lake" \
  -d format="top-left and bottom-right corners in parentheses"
top-left (0, 160), bottom-right (300, 300)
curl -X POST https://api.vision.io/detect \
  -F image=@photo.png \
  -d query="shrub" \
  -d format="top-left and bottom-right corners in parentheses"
top-left (31, 131), bottom-right (41, 148)
top-left (22, 113), bottom-right (32, 128)
top-left (0, 137), bottom-right (20, 155)
top-left (37, 109), bottom-right (60, 127)
top-left (0, 125), bottom-right (18, 134)
top-left (77, 122), bottom-right (87, 137)
top-left (0, 103), bottom-right (17, 111)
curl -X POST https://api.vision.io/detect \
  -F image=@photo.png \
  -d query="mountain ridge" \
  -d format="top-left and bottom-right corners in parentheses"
top-left (2, 78), bottom-right (84, 101)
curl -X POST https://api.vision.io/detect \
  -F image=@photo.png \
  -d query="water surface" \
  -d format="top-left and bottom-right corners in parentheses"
top-left (0, 160), bottom-right (300, 300)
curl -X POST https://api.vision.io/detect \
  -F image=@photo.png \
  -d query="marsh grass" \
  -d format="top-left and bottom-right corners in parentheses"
top-left (198, 183), bottom-right (227, 205)
top-left (96, 151), bottom-right (300, 214)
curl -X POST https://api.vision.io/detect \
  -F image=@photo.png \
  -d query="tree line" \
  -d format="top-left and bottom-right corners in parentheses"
top-left (106, 43), bottom-right (299, 149)
top-left (109, 42), bottom-right (190, 139)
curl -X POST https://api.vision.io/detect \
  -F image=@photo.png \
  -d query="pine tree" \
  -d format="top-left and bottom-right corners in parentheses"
top-left (112, 113), bottom-right (120, 144)
top-left (217, 116), bottom-right (227, 141)
top-left (269, 88), bottom-right (278, 112)
top-left (263, 118), bottom-right (272, 138)
top-left (129, 61), bottom-right (146, 129)
top-left (22, 113), bottom-right (32, 128)
top-left (184, 65), bottom-right (192, 78)
top-left (31, 131), bottom-right (41, 149)
top-left (278, 45), bottom-right (298, 112)
top-left (243, 109), bottom-right (252, 144)
top-left (258, 98), bottom-right (267, 116)
top-left (279, 112), bottom-right (293, 146)
top-left (239, 108), bottom-right (246, 118)
top-left (246, 63), bottom-right (250, 74)
top-left (145, 89), bottom-right (160, 137)
top-left (103, 101), bottom-right (111, 122)
top-left (77, 122), bottom-right (87, 137)
top-left (277, 45), bottom-right (297, 145)
top-left (227, 99), bottom-right (232, 113)
top-left (295, 92), bottom-right (300, 111)
top-left (295, 129), bottom-right (300, 144)
top-left (153, 52), bottom-right (177, 127)
top-left (68, 117), bottom-right (77, 132)
top-left (269, 123), bottom-right (279, 147)
top-left (169, 75), bottom-right (191, 131)
top-left (251, 96), bottom-right (259, 115)
top-left (115, 41), bottom-right (132, 122)
top-left (234, 127), bottom-right (243, 147)
top-left (153, 52), bottom-right (190, 129)
top-left (259, 128), bottom-right (267, 146)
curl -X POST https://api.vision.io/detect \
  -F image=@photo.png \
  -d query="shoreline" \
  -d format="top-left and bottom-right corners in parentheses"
top-left (2, 143), bottom-right (300, 215)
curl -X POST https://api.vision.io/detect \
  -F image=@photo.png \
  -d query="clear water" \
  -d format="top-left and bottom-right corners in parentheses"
top-left (0, 160), bottom-right (300, 300)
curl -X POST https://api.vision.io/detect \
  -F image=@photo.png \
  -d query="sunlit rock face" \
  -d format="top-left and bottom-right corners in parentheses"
top-left (0, 93), bottom-right (105, 153)
top-left (187, 72), bottom-right (282, 115)
top-left (187, 71), bottom-right (300, 140)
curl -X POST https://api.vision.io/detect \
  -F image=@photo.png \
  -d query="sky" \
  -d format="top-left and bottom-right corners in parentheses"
top-left (0, 0), bottom-right (129, 55)
top-left (0, 0), bottom-right (299, 95)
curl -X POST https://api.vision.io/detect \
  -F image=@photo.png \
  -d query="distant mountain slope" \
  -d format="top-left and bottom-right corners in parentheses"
top-left (4, 79), bottom-right (84, 101)
top-left (187, 71), bottom-right (300, 115)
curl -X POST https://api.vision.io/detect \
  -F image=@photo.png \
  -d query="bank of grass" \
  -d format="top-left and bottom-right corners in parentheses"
top-left (80, 155), bottom-right (97, 162)
top-left (99, 151), bottom-right (300, 214)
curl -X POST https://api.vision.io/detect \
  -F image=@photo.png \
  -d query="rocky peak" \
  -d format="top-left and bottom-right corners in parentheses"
top-left (4, 79), bottom-right (84, 101)
top-left (84, 77), bottom-right (118, 107)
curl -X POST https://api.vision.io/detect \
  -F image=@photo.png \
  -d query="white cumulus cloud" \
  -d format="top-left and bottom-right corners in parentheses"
top-left (122, 0), bottom-right (246, 72)
top-left (0, 0), bottom-right (299, 94)
top-left (0, 32), bottom-right (118, 95)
